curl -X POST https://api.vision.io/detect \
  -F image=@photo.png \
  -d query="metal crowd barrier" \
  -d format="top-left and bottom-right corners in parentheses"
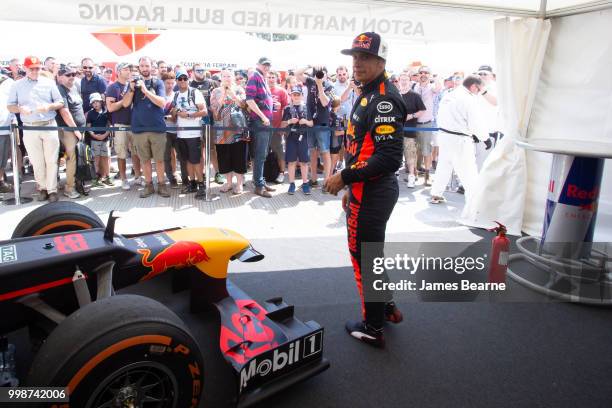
top-left (0, 123), bottom-right (441, 207)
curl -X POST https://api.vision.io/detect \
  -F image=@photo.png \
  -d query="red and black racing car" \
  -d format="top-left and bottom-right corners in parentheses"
top-left (0, 202), bottom-right (328, 407)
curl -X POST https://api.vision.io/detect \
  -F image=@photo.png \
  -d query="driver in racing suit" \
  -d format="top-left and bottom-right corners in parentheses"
top-left (325, 32), bottom-right (405, 348)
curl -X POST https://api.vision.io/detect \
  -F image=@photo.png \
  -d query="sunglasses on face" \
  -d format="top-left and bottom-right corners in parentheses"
top-left (419, 71), bottom-right (430, 75)
top-left (478, 72), bottom-right (490, 76)
top-left (63, 73), bottom-right (76, 77)
top-left (177, 77), bottom-right (189, 81)
top-left (194, 69), bottom-right (205, 73)
top-left (82, 66), bottom-right (93, 70)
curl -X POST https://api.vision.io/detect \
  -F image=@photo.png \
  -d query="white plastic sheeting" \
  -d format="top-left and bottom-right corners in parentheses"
top-left (459, 17), bottom-right (552, 236)
top-left (523, 8), bottom-right (612, 240)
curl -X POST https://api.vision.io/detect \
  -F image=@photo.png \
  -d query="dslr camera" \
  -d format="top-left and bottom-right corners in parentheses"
top-left (131, 74), bottom-right (143, 84)
top-left (313, 67), bottom-right (325, 79)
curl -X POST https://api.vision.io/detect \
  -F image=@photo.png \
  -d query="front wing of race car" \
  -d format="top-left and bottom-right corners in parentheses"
top-left (217, 281), bottom-right (329, 407)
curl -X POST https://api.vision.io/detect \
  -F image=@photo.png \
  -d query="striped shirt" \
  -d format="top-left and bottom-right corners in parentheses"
top-left (245, 68), bottom-right (272, 121)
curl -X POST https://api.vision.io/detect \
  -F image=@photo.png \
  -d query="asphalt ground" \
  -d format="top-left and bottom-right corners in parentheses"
top-left (2, 167), bottom-right (611, 407)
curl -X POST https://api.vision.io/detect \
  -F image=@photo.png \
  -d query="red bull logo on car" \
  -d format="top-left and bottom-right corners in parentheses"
top-left (138, 241), bottom-right (210, 280)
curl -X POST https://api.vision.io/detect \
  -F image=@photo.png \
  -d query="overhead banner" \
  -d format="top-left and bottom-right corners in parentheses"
top-left (0, 0), bottom-right (492, 42)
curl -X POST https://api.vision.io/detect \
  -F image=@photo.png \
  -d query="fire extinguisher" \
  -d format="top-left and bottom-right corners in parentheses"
top-left (488, 221), bottom-right (509, 283)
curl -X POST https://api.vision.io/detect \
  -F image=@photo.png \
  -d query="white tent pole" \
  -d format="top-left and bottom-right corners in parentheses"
top-left (538, 0), bottom-right (547, 18)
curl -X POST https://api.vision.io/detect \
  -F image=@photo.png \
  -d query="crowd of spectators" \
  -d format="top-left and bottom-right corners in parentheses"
top-left (0, 54), bottom-right (499, 203)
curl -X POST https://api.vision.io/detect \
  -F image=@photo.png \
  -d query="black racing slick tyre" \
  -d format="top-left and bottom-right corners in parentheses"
top-left (12, 201), bottom-right (104, 238)
top-left (27, 295), bottom-right (204, 408)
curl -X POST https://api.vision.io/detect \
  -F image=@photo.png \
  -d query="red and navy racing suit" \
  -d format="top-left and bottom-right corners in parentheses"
top-left (340, 72), bottom-right (406, 329)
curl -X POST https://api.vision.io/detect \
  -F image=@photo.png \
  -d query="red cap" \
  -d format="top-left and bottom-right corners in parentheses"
top-left (23, 56), bottom-right (42, 68)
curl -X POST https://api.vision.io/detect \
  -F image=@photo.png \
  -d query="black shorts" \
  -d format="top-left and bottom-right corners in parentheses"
top-left (330, 133), bottom-right (342, 154)
top-left (176, 137), bottom-right (202, 165)
top-left (216, 141), bottom-right (248, 174)
top-left (285, 133), bottom-right (309, 163)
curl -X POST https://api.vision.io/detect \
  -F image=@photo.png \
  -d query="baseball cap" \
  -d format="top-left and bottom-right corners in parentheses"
top-left (175, 69), bottom-right (188, 79)
top-left (290, 86), bottom-right (302, 94)
top-left (116, 62), bottom-right (131, 71)
top-left (89, 92), bottom-right (103, 104)
top-left (341, 32), bottom-right (388, 61)
top-left (478, 65), bottom-right (493, 73)
top-left (258, 57), bottom-right (272, 66)
top-left (23, 56), bottom-right (42, 68)
top-left (57, 64), bottom-right (76, 76)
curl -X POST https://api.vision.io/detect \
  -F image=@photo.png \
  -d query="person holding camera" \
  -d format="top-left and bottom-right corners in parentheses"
top-left (281, 86), bottom-right (313, 195)
top-left (295, 65), bottom-right (335, 189)
top-left (121, 56), bottom-right (169, 198)
top-left (210, 69), bottom-right (248, 195)
top-left (106, 62), bottom-right (142, 190)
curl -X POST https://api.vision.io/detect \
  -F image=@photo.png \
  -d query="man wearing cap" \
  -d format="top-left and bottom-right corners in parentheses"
top-left (170, 69), bottom-right (207, 198)
top-left (245, 57), bottom-right (276, 197)
top-left (413, 66), bottom-right (441, 186)
top-left (325, 32), bottom-right (405, 348)
top-left (398, 72), bottom-right (426, 188)
top-left (106, 62), bottom-right (141, 190)
top-left (56, 64), bottom-right (85, 198)
top-left (7, 56), bottom-right (64, 202)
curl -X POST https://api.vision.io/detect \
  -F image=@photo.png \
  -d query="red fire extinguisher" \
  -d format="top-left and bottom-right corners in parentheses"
top-left (488, 221), bottom-right (510, 283)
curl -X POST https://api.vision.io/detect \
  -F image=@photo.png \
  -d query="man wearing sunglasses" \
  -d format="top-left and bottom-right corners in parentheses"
top-left (80, 57), bottom-right (107, 114)
top-left (413, 66), bottom-right (441, 186)
top-left (56, 64), bottom-right (86, 199)
top-left (7, 56), bottom-right (64, 202)
top-left (121, 56), bottom-right (169, 198)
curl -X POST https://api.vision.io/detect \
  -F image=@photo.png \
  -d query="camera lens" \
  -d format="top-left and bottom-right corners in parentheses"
top-left (315, 71), bottom-right (325, 79)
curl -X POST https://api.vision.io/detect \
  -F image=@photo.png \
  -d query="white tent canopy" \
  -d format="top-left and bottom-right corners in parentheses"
top-left (1, 0), bottom-right (611, 239)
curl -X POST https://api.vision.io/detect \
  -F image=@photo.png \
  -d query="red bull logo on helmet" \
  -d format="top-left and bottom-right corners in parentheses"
top-left (353, 34), bottom-right (372, 50)
top-left (138, 241), bottom-right (210, 280)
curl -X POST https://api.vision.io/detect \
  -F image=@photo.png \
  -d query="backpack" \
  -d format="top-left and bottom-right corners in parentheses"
top-left (263, 150), bottom-right (280, 183)
top-left (75, 141), bottom-right (96, 182)
top-left (172, 87), bottom-right (197, 110)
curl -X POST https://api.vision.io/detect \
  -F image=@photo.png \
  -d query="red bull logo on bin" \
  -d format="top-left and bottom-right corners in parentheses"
top-left (138, 241), bottom-right (210, 280)
top-left (563, 184), bottom-right (599, 211)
